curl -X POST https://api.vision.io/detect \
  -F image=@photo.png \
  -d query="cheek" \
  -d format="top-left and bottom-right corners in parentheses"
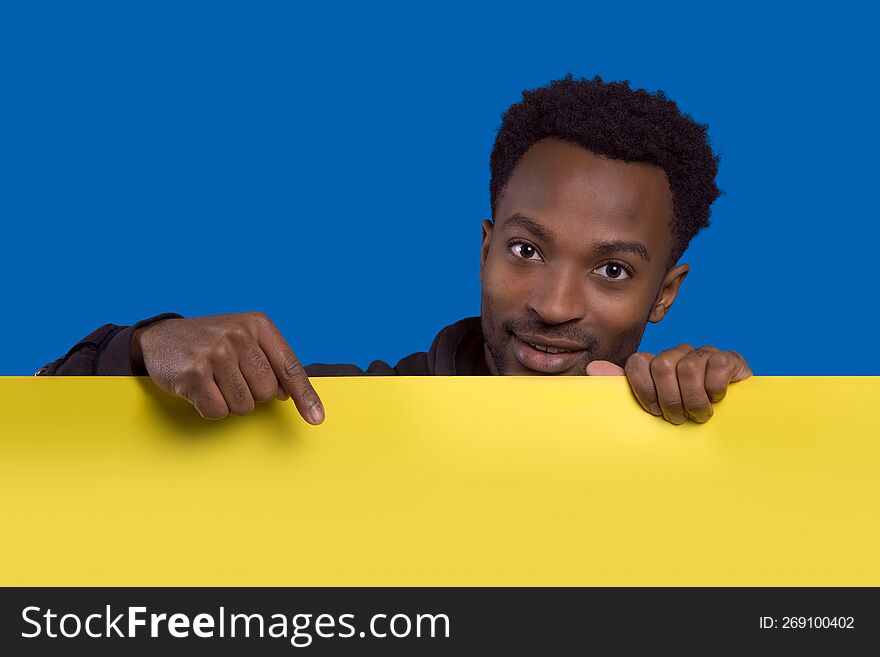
top-left (482, 257), bottom-right (529, 312)
top-left (586, 291), bottom-right (655, 359)
top-left (591, 296), bottom-right (646, 328)
top-left (588, 273), bottom-right (658, 323)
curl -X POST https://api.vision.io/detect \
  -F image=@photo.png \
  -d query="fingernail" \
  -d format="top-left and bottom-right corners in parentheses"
top-left (648, 403), bottom-right (662, 416)
top-left (663, 411), bottom-right (685, 424)
top-left (309, 403), bottom-right (325, 424)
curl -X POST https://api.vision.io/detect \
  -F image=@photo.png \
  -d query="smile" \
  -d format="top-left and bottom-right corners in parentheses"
top-left (522, 340), bottom-right (575, 354)
top-left (511, 334), bottom-right (587, 374)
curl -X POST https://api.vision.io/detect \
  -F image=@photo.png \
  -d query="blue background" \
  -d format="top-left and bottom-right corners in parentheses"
top-left (1, 2), bottom-right (877, 375)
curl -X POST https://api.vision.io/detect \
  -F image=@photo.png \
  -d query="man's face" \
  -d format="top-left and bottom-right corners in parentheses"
top-left (480, 138), bottom-right (688, 375)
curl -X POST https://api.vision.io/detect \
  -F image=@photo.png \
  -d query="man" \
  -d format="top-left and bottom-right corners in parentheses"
top-left (39, 75), bottom-right (752, 425)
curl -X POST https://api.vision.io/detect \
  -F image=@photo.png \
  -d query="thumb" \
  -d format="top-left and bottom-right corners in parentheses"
top-left (585, 360), bottom-right (625, 376)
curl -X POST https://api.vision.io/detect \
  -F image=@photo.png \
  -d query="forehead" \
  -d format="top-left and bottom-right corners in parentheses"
top-left (497, 138), bottom-right (674, 253)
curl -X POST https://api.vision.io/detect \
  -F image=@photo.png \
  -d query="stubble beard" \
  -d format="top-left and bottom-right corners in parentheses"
top-left (480, 290), bottom-right (649, 375)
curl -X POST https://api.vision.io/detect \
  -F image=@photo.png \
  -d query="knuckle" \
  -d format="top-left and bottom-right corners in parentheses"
top-left (225, 325), bottom-right (249, 343)
top-left (300, 388), bottom-right (320, 408)
top-left (625, 352), bottom-right (652, 372)
top-left (211, 341), bottom-right (234, 362)
top-left (248, 311), bottom-right (270, 327)
top-left (179, 378), bottom-right (206, 401)
top-left (194, 394), bottom-right (227, 420)
top-left (172, 381), bottom-right (190, 400)
top-left (729, 351), bottom-right (751, 375)
top-left (247, 347), bottom-right (271, 377)
top-left (651, 358), bottom-right (676, 377)
top-left (281, 355), bottom-right (303, 381)
top-left (682, 394), bottom-right (710, 414)
top-left (227, 373), bottom-right (249, 405)
top-left (663, 398), bottom-right (684, 413)
top-left (249, 374), bottom-right (279, 403)
top-left (252, 387), bottom-right (276, 403)
top-left (711, 352), bottom-right (735, 370)
top-left (193, 359), bottom-right (213, 379)
top-left (675, 356), bottom-right (702, 376)
top-left (180, 360), bottom-right (211, 384)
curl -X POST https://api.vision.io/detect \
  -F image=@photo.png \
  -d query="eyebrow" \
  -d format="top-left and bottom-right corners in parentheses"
top-left (500, 213), bottom-right (652, 262)
top-left (501, 213), bottom-right (555, 242)
top-left (593, 239), bottom-right (651, 262)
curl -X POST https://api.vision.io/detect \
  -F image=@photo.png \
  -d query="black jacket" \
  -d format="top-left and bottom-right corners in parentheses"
top-left (37, 314), bottom-right (490, 377)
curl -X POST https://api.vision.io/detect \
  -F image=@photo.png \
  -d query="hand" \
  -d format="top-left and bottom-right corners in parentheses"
top-left (585, 345), bottom-right (752, 424)
top-left (132, 312), bottom-right (324, 423)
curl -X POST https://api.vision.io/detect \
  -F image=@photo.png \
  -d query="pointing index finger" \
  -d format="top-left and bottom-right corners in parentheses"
top-left (252, 313), bottom-right (325, 425)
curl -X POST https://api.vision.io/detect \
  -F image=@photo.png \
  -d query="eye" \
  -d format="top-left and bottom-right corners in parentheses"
top-left (509, 241), bottom-right (543, 261)
top-left (594, 262), bottom-right (632, 280)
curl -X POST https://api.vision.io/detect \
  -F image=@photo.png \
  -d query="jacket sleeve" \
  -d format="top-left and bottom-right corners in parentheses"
top-left (37, 313), bottom-right (183, 376)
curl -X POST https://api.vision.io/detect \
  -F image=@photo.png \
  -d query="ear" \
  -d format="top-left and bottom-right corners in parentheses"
top-left (479, 219), bottom-right (494, 274)
top-left (648, 263), bottom-right (690, 323)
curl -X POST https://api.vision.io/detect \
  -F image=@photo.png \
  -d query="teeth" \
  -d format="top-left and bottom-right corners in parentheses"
top-left (527, 341), bottom-right (571, 354)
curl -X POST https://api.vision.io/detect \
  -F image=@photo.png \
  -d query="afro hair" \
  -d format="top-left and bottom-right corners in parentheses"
top-left (490, 75), bottom-right (720, 265)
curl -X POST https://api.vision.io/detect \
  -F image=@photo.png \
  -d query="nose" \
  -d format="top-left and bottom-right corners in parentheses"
top-left (526, 264), bottom-right (587, 325)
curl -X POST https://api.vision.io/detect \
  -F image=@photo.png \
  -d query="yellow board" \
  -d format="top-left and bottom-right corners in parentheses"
top-left (1, 376), bottom-right (878, 586)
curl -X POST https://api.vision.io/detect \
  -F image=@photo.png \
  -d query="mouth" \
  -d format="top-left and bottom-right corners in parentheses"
top-left (511, 333), bottom-right (587, 374)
